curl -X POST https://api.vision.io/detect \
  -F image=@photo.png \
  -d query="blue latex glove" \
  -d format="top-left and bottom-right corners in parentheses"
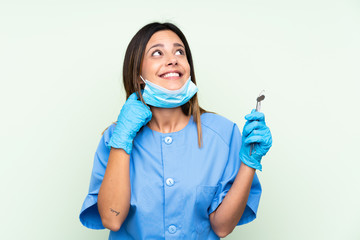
top-left (239, 109), bottom-right (272, 171)
top-left (106, 91), bottom-right (152, 155)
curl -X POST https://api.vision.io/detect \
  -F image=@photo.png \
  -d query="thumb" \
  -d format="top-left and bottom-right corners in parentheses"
top-left (128, 92), bottom-right (140, 101)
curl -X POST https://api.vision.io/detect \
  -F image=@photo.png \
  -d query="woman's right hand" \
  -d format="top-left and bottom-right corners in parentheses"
top-left (106, 91), bottom-right (152, 155)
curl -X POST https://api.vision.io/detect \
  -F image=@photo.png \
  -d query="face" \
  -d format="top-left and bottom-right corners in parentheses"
top-left (141, 30), bottom-right (191, 91)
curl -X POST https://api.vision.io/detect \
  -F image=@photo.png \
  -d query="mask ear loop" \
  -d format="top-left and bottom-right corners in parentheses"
top-left (137, 75), bottom-right (154, 136)
top-left (139, 75), bottom-right (146, 91)
top-left (136, 75), bottom-right (147, 103)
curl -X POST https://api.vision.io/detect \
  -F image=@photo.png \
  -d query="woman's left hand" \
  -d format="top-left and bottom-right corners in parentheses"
top-left (239, 109), bottom-right (272, 171)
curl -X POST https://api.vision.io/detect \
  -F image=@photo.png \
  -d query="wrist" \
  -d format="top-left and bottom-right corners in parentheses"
top-left (240, 155), bottom-right (262, 171)
top-left (106, 129), bottom-right (134, 155)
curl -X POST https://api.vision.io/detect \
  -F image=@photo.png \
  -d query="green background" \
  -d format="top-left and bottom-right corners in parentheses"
top-left (1, 0), bottom-right (359, 239)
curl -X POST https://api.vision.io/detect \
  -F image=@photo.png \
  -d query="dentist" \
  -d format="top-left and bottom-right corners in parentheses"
top-left (80, 22), bottom-right (272, 239)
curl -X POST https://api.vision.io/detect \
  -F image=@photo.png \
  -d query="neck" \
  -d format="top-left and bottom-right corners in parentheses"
top-left (148, 106), bottom-right (190, 133)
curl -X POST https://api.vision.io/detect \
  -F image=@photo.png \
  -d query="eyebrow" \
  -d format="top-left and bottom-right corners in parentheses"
top-left (146, 43), bottom-right (185, 54)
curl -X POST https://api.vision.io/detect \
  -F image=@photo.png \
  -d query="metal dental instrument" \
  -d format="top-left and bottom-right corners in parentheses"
top-left (249, 90), bottom-right (265, 156)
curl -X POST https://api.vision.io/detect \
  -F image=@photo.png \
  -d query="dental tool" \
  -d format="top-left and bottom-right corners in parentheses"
top-left (249, 90), bottom-right (265, 156)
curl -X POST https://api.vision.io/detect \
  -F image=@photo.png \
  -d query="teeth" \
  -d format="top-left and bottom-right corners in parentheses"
top-left (163, 72), bottom-right (180, 78)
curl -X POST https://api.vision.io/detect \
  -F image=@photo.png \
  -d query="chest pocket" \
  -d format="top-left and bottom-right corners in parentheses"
top-left (194, 185), bottom-right (219, 233)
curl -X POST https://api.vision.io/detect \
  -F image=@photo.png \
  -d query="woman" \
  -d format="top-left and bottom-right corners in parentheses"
top-left (79, 22), bottom-right (272, 239)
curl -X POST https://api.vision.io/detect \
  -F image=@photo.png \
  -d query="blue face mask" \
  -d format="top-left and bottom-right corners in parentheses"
top-left (140, 75), bottom-right (198, 108)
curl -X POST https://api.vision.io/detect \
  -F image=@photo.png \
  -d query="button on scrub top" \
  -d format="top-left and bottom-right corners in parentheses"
top-left (79, 113), bottom-right (262, 239)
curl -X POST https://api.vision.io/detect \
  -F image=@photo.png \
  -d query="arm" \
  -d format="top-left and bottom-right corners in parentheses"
top-left (97, 148), bottom-right (131, 232)
top-left (210, 162), bottom-right (255, 238)
top-left (210, 110), bottom-right (272, 237)
top-left (97, 91), bottom-right (152, 231)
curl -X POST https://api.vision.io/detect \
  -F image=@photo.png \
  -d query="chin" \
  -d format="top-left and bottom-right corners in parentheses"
top-left (165, 83), bottom-right (185, 90)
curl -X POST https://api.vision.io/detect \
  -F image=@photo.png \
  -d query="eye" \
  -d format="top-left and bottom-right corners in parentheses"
top-left (152, 50), bottom-right (162, 56)
top-left (175, 49), bottom-right (185, 55)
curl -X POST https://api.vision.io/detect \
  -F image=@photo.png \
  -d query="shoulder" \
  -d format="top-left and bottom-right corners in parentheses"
top-left (101, 122), bottom-right (116, 145)
top-left (200, 112), bottom-right (239, 146)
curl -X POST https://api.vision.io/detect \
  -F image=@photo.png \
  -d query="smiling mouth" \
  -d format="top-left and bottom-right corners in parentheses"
top-left (159, 72), bottom-right (182, 78)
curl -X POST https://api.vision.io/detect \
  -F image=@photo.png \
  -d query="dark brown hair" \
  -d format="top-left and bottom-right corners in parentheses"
top-left (103, 22), bottom-right (208, 148)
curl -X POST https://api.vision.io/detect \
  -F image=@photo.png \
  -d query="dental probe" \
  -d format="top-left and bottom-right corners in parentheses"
top-left (249, 90), bottom-right (265, 156)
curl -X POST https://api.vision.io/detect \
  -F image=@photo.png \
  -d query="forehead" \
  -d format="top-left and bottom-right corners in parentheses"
top-left (146, 30), bottom-right (184, 48)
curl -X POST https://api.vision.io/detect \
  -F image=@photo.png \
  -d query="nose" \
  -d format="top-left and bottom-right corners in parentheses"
top-left (167, 55), bottom-right (178, 66)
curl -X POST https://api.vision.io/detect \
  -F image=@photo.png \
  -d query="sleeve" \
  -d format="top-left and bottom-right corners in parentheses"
top-left (208, 123), bottom-right (262, 226)
top-left (79, 125), bottom-right (113, 229)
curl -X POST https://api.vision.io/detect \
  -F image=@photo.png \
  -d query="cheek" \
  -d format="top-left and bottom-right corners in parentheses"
top-left (142, 60), bottom-right (160, 76)
top-left (185, 65), bottom-right (191, 77)
top-left (141, 59), bottom-right (149, 75)
top-left (180, 59), bottom-right (191, 74)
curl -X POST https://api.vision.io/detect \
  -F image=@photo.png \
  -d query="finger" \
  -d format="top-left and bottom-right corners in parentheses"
top-left (244, 134), bottom-right (265, 145)
top-left (243, 121), bottom-right (266, 137)
top-left (245, 111), bottom-right (265, 122)
top-left (244, 129), bottom-right (272, 145)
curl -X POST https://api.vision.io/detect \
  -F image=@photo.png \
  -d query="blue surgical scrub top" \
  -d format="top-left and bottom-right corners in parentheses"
top-left (80, 112), bottom-right (262, 239)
